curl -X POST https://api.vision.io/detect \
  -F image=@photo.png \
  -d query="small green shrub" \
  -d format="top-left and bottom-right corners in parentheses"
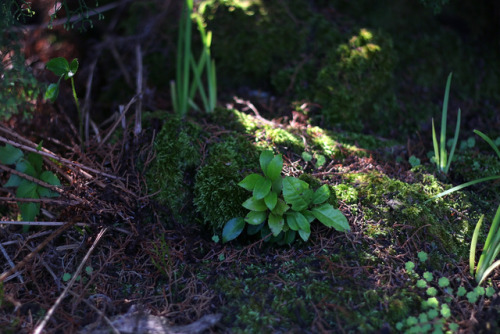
top-left (315, 28), bottom-right (397, 133)
top-left (222, 150), bottom-right (349, 244)
top-left (0, 143), bottom-right (61, 222)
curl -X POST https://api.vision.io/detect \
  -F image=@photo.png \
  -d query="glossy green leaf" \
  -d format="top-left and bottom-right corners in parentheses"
top-left (312, 204), bottom-right (350, 232)
top-left (312, 184), bottom-right (330, 204)
top-left (16, 159), bottom-right (36, 177)
top-left (38, 171), bottom-right (61, 198)
top-left (285, 212), bottom-right (299, 231)
top-left (268, 213), bottom-right (284, 236)
top-left (17, 180), bottom-right (38, 199)
top-left (46, 57), bottom-right (69, 76)
top-left (67, 58), bottom-right (79, 78)
top-left (283, 176), bottom-right (312, 211)
top-left (301, 210), bottom-right (315, 223)
top-left (4, 174), bottom-right (22, 188)
top-left (298, 229), bottom-right (310, 241)
top-left (27, 151), bottom-right (43, 174)
top-left (0, 144), bottom-right (23, 164)
top-left (264, 191), bottom-right (278, 211)
top-left (265, 155), bottom-right (283, 181)
top-left (292, 211), bottom-right (310, 233)
top-left (45, 83), bottom-right (60, 102)
top-left (247, 222), bottom-right (264, 235)
top-left (238, 173), bottom-right (262, 191)
top-left (222, 217), bottom-right (245, 243)
top-left (253, 177), bottom-right (272, 200)
top-left (271, 198), bottom-right (289, 216)
top-left (245, 210), bottom-right (267, 225)
top-left (242, 196), bottom-right (268, 211)
top-left (259, 150), bottom-right (274, 174)
top-left (19, 202), bottom-right (40, 221)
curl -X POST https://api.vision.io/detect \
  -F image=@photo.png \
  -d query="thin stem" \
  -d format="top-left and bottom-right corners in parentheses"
top-left (70, 77), bottom-right (82, 144)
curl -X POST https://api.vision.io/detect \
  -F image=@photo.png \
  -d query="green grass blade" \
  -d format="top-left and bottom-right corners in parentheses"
top-left (476, 204), bottom-right (500, 281)
top-left (170, 81), bottom-right (178, 114)
top-left (208, 59), bottom-right (217, 112)
top-left (474, 129), bottom-right (500, 160)
top-left (189, 53), bottom-right (209, 112)
top-left (444, 108), bottom-right (461, 174)
top-left (478, 259), bottom-right (500, 285)
top-left (431, 119), bottom-right (440, 170)
top-left (426, 175), bottom-right (500, 202)
top-left (439, 73), bottom-right (453, 170)
top-left (470, 214), bottom-right (484, 276)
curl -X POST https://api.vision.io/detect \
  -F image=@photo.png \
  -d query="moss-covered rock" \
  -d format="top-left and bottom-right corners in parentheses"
top-left (194, 134), bottom-right (259, 231)
top-left (146, 117), bottom-right (204, 222)
top-left (315, 28), bottom-right (398, 133)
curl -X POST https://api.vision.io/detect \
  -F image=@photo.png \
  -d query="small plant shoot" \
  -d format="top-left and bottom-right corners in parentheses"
top-left (222, 150), bottom-right (349, 244)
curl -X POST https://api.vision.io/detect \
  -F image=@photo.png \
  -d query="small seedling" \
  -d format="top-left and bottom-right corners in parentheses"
top-left (409, 155), bottom-right (421, 168)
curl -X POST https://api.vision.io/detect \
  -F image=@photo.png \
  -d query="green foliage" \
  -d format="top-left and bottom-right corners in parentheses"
top-left (396, 252), bottom-right (495, 333)
top-left (315, 28), bottom-right (397, 133)
top-left (45, 57), bottom-right (83, 142)
top-left (222, 150), bottom-right (349, 244)
top-left (470, 204), bottom-right (500, 285)
top-left (171, 0), bottom-right (217, 116)
top-left (0, 1), bottom-right (41, 121)
top-left (431, 73), bottom-right (461, 175)
top-left (146, 117), bottom-right (203, 222)
top-left (0, 144), bottom-right (61, 222)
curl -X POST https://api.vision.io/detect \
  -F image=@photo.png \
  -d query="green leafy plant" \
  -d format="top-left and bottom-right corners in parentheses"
top-left (409, 155), bottom-right (421, 168)
top-left (470, 203), bottom-right (500, 285)
top-left (428, 130), bottom-right (500, 201)
top-left (302, 151), bottom-right (326, 168)
top-left (431, 72), bottom-right (461, 175)
top-left (397, 252), bottom-right (495, 333)
top-left (222, 150), bottom-right (349, 244)
top-left (45, 57), bottom-right (82, 142)
top-left (0, 143), bottom-right (61, 222)
top-left (171, 0), bottom-right (217, 116)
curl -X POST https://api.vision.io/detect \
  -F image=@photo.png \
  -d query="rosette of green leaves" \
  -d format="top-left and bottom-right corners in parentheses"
top-left (0, 143), bottom-right (61, 222)
top-left (223, 150), bottom-right (349, 244)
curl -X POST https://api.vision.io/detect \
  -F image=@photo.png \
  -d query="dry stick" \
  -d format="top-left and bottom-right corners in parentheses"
top-left (0, 196), bottom-right (80, 206)
top-left (98, 94), bottom-right (138, 149)
top-left (33, 227), bottom-right (108, 334)
top-left (134, 43), bottom-right (143, 140)
top-left (0, 242), bottom-right (23, 283)
top-left (0, 221), bottom-right (77, 282)
top-left (0, 135), bottom-right (123, 180)
top-left (0, 221), bottom-right (87, 227)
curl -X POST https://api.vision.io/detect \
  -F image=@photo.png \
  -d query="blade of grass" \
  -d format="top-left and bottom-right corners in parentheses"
top-left (470, 214), bottom-right (484, 276)
top-left (432, 118), bottom-right (440, 170)
top-left (476, 205), bottom-right (500, 281)
top-left (474, 129), bottom-right (500, 160)
top-left (439, 72), bottom-right (453, 170)
top-left (426, 175), bottom-right (500, 202)
top-left (444, 108), bottom-right (461, 174)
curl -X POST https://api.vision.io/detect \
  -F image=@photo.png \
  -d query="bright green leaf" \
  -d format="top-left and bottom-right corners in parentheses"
top-left (312, 184), bottom-right (330, 205)
top-left (292, 211), bottom-right (310, 233)
top-left (311, 204), bottom-right (349, 232)
top-left (68, 58), bottom-right (79, 77)
top-left (238, 173), bottom-right (263, 191)
top-left (298, 229), bottom-right (310, 241)
top-left (62, 273), bottom-right (72, 282)
top-left (242, 197), bottom-right (268, 211)
top-left (268, 213), bottom-right (284, 236)
top-left (46, 57), bottom-right (69, 76)
top-left (264, 191), bottom-right (278, 211)
top-left (301, 210), bottom-right (315, 223)
top-left (301, 151), bottom-right (312, 162)
top-left (286, 212), bottom-right (299, 231)
top-left (45, 83), bottom-right (60, 102)
top-left (265, 155), bottom-right (283, 181)
top-left (0, 144), bottom-right (23, 164)
top-left (253, 177), bottom-right (272, 200)
top-left (282, 176), bottom-right (312, 211)
top-left (259, 150), bottom-right (274, 174)
top-left (19, 202), bottom-right (40, 221)
top-left (245, 211), bottom-right (267, 225)
top-left (315, 154), bottom-right (326, 167)
top-left (222, 217), bottom-right (245, 243)
top-left (271, 198), bottom-right (289, 216)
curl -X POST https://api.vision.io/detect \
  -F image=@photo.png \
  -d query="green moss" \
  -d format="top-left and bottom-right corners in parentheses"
top-left (146, 117), bottom-right (204, 222)
top-left (194, 134), bottom-right (259, 231)
top-left (315, 28), bottom-right (398, 134)
top-left (345, 171), bottom-right (472, 255)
